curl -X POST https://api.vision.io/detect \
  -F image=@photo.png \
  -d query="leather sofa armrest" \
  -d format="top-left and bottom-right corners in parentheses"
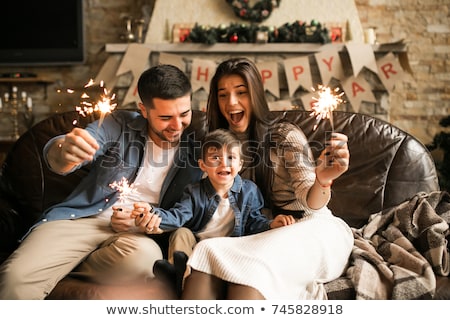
top-left (0, 196), bottom-right (24, 261)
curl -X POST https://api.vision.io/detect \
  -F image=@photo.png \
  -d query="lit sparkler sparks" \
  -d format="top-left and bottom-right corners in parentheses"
top-left (310, 85), bottom-right (344, 132)
top-left (109, 177), bottom-right (139, 203)
top-left (75, 79), bottom-right (117, 128)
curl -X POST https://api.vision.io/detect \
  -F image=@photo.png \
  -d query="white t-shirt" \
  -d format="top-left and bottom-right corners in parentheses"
top-left (97, 138), bottom-right (178, 219)
top-left (196, 197), bottom-right (235, 241)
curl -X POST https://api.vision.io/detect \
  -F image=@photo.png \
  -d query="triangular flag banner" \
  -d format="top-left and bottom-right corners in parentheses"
top-left (267, 99), bottom-right (295, 111)
top-left (376, 52), bottom-right (405, 92)
top-left (314, 48), bottom-right (345, 84)
top-left (346, 43), bottom-right (378, 76)
top-left (94, 54), bottom-right (122, 90)
top-left (341, 73), bottom-right (377, 112)
top-left (158, 52), bottom-right (186, 72)
top-left (116, 43), bottom-right (152, 106)
top-left (257, 61), bottom-right (280, 98)
top-left (191, 59), bottom-right (217, 94)
top-left (283, 56), bottom-right (312, 96)
top-left (300, 92), bottom-right (317, 111)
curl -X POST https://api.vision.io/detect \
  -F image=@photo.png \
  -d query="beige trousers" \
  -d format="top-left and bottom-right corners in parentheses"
top-left (0, 216), bottom-right (162, 299)
top-left (168, 227), bottom-right (197, 263)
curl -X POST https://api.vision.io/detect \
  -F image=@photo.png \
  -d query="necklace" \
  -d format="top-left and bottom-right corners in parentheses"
top-left (225, 0), bottom-right (281, 23)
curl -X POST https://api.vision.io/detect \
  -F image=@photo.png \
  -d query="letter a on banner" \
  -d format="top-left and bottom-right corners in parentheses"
top-left (341, 74), bottom-right (377, 112)
top-left (191, 59), bottom-right (217, 94)
top-left (256, 61), bottom-right (279, 98)
top-left (314, 48), bottom-right (345, 84)
top-left (376, 52), bottom-right (405, 92)
top-left (283, 56), bottom-right (312, 96)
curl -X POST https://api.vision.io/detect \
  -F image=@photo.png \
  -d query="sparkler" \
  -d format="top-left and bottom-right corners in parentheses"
top-left (310, 85), bottom-right (344, 132)
top-left (75, 79), bottom-right (117, 128)
top-left (109, 177), bottom-right (140, 203)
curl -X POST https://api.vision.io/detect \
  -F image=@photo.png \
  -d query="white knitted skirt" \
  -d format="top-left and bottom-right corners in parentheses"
top-left (187, 212), bottom-right (353, 299)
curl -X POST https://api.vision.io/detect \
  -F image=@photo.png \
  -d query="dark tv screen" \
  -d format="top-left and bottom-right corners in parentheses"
top-left (0, 0), bottom-right (85, 66)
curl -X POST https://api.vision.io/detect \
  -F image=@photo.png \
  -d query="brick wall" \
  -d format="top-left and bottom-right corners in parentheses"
top-left (355, 0), bottom-right (450, 144)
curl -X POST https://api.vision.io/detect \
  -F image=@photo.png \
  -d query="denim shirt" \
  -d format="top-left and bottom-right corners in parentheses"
top-left (25, 110), bottom-right (203, 238)
top-left (154, 174), bottom-right (272, 236)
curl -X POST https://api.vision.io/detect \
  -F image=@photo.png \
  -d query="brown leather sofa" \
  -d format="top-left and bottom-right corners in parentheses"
top-left (0, 109), bottom-right (448, 299)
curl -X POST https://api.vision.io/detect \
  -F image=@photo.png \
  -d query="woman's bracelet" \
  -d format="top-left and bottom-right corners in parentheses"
top-left (315, 176), bottom-right (332, 188)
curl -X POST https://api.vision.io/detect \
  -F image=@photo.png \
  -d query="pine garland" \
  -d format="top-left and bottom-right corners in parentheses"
top-left (186, 20), bottom-right (330, 44)
top-left (225, 0), bottom-right (281, 23)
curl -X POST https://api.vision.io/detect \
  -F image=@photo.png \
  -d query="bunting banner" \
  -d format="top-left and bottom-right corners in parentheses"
top-left (97, 43), bottom-right (409, 112)
top-left (314, 48), bottom-right (345, 84)
top-left (283, 56), bottom-right (313, 96)
top-left (159, 52), bottom-right (186, 72)
top-left (300, 92), bottom-right (319, 112)
top-left (115, 43), bottom-right (152, 106)
top-left (341, 73), bottom-right (377, 112)
top-left (376, 52), bottom-right (405, 92)
top-left (190, 59), bottom-right (217, 94)
top-left (94, 54), bottom-right (122, 90)
top-left (256, 61), bottom-right (280, 98)
top-left (345, 43), bottom-right (378, 76)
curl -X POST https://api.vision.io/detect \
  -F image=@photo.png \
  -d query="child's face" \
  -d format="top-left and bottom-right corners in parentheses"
top-left (199, 145), bottom-right (243, 188)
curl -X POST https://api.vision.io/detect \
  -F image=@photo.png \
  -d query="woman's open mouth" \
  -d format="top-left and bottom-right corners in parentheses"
top-left (229, 111), bottom-right (244, 124)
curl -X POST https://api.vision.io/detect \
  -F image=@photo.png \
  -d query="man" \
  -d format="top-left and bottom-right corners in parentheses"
top-left (0, 64), bottom-right (203, 299)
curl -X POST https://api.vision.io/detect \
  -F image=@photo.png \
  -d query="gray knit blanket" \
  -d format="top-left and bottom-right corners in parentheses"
top-left (327, 191), bottom-right (450, 299)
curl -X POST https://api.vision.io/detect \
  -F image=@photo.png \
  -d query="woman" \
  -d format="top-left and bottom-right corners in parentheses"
top-left (181, 57), bottom-right (354, 299)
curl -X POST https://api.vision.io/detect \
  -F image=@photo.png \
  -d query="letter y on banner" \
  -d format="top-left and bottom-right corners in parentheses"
top-left (314, 48), bottom-right (345, 84)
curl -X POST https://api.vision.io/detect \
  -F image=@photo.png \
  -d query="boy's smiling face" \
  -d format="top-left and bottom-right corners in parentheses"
top-left (199, 144), bottom-right (243, 194)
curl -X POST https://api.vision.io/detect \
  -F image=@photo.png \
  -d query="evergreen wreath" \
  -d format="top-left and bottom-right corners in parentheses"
top-left (226, 0), bottom-right (281, 23)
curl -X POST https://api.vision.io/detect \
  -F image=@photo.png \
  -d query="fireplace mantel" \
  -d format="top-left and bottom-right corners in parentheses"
top-left (105, 42), bottom-right (407, 54)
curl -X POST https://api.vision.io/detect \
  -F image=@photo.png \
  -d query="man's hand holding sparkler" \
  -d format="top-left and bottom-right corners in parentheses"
top-left (47, 127), bottom-right (99, 174)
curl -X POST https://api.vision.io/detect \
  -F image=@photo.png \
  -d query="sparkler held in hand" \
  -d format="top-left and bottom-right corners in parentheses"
top-left (310, 85), bottom-right (344, 132)
top-left (109, 177), bottom-right (140, 203)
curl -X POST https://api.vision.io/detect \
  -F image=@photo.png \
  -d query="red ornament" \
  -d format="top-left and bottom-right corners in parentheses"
top-left (230, 33), bottom-right (239, 42)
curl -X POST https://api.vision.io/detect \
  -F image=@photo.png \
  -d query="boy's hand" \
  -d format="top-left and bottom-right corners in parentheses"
top-left (132, 202), bottom-right (163, 234)
top-left (270, 214), bottom-right (296, 229)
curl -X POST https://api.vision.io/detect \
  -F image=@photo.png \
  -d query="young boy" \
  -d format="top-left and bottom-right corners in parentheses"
top-left (131, 128), bottom-right (294, 257)
top-left (128, 129), bottom-right (295, 296)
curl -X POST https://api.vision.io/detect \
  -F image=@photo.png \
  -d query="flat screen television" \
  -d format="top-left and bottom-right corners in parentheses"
top-left (0, 0), bottom-right (85, 67)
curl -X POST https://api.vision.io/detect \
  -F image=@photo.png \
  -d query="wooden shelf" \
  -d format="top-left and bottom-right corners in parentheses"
top-left (0, 77), bottom-right (53, 84)
top-left (0, 77), bottom-right (54, 99)
top-left (105, 41), bottom-right (408, 54)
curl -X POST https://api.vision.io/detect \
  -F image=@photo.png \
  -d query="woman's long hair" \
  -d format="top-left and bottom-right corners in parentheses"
top-left (206, 57), bottom-right (279, 208)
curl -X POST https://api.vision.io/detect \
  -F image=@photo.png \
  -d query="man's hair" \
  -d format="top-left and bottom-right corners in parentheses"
top-left (137, 64), bottom-right (192, 108)
top-left (201, 129), bottom-right (242, 160)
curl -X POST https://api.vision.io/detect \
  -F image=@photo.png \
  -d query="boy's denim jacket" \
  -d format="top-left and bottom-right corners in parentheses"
top-left (154, 174), bottom-right (272, 236)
